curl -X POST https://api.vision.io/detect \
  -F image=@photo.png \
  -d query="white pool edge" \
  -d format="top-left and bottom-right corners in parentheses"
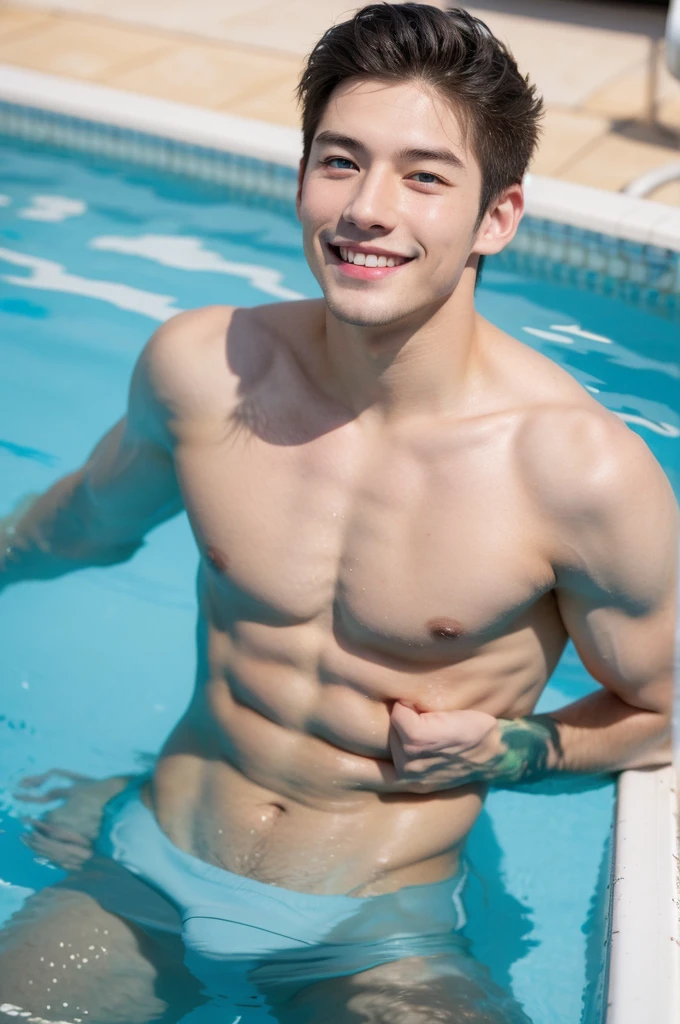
top-left (606, 766), bottom-right (679, 1024)
top-left (0, 64), bottom-right (302, 169)
top-left (1, 64), bottom-right (680, 253)
top-left (1, 63), bottom-right (679, 1023)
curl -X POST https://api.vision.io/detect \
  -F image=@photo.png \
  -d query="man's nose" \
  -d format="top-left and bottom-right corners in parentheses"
top-left (342, 169), bottom-right (398, 234)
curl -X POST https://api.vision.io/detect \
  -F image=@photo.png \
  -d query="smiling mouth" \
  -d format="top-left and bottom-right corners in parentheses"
top-left (328, 244), bottom-right (413, 269)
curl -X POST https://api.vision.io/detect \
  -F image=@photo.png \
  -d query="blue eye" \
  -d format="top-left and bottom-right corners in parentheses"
top-left (412, 172), bottom-right (440, 184)
top-left (326, 157), bottom-right (355, 169)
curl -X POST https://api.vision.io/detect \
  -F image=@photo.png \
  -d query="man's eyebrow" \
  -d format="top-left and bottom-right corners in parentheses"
top-left (397, 147), bottom-right (465, 170)
top-left (313, 132), bottom-right (465, 170)
top-left (314, 131), bottom-right (364, 151)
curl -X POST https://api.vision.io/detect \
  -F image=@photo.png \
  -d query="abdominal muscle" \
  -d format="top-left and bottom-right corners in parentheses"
top-left (147, 631), bottom-right (491, 897)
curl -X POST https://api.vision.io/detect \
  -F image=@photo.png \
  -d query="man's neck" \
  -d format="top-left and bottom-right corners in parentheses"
top-left (320, 280), bottom-right (482, 424)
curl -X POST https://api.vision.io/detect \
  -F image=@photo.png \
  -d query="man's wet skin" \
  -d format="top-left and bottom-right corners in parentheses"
top-left (141, 296), bottom-right (573, 898)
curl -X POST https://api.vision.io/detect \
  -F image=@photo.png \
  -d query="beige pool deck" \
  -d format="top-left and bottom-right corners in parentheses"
top-left (0, 0), bottom-right (679, 206)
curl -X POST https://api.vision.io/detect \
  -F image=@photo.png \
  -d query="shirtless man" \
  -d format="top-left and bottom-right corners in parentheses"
top-left (0, 5), bottom-right (677, 1024)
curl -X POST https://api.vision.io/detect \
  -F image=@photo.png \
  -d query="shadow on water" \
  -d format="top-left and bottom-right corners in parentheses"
top-left (463, 809), bottom-right (537, 993)
top-left (580, 820), bottom-right (614, 1024)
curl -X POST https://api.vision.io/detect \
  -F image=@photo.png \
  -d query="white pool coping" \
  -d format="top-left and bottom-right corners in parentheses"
top-left (1, 64), bottom-right (680, 253)
top-left (606, 766), bottom-right (679, 1024)
top-left (0, 61), bottom-right (679, 1024)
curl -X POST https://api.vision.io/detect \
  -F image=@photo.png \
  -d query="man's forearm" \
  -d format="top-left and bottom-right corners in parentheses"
top-left (1, 471), bottom-right (140, 586)
top-left (491, 689), bottom-right (672, 785)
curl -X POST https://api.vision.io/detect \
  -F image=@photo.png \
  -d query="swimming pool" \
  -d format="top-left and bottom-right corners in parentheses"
top-left (1, 136), bottom-right (678, 1024)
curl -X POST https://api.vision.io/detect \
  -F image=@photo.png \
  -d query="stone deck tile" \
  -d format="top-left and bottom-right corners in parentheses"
top-left (582, 48), bottom-right (680, 123)
top-left (102, 41), bottom-right (300, 110)
top-left (0, 12), bottom-right (172, 80)
top-left (560, 129), bottom-right (680, 195)
top-left (467, 4), bottom-right (653, 108)
top-left (222, 77), bottom-right (301, 128)
top-left (530, 107), bottom-right (610, 178)
top-left (0, 4), bottom-right (52, 38)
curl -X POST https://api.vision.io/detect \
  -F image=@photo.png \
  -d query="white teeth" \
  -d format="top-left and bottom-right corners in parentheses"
top-left (338, 248), bottom-right (406, 267)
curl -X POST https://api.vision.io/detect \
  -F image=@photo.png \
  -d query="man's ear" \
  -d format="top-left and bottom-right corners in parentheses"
top-left (473, 183), bottom-right (524, 258)
top-left (296, 159), bottom-right (306, 220)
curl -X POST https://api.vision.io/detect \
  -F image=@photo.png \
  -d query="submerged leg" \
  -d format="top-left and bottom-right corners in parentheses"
top-left (2, 773), bottom-right (203, 1024)
top-left (268, 954), bottom-right (533, 1024)
top-left (0, 882), bottom-right (199, 1024)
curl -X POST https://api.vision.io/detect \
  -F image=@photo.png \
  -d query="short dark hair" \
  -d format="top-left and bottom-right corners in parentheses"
top-left (297, 3), bottom-right (543, 222)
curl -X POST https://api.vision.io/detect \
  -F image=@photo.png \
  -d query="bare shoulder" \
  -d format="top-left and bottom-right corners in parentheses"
top-left (137, 305), bottom-right (237, 411)
top-left (483, 320), bottom-right (657, 508)
top-left (517, 392), bottom-right (678, 601)
top-left (134, 300), bottom-right (321, 422)
top-left (482, 320), bottom-right (678, 575)
top-left (518, 396), bottom-right (666, 519)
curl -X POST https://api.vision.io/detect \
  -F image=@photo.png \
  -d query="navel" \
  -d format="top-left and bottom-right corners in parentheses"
top-left (427, 616), bottom-right (465, 640)
top-left (206, 546), bottom-right (229, 574)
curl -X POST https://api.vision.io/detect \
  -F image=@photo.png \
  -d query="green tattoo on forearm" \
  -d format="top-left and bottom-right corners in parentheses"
top-left (488, 716), bottom-right (563, 785)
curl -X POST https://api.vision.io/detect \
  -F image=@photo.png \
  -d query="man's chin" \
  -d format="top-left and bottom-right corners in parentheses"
top-left (324, 294), bottom-right (415, 330)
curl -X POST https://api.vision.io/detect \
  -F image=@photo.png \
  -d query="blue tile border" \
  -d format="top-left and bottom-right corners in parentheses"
top-left (0, 100), bottom-right (299, 206)
top-left (496, 217), bottom-right (679, 318)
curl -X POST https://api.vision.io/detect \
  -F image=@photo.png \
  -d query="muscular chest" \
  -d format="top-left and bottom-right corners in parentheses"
top-left (175, 418), bottom-right (552, 657)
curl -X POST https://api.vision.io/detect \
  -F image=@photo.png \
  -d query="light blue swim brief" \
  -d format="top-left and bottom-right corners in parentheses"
top-left (92, 776), bottom-right (469, 1016)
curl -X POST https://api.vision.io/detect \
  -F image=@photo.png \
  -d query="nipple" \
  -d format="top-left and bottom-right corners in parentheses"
top-left (206, 546), bottom-right (229, 573)
top-left (427, 617), bottom-right (464, 640)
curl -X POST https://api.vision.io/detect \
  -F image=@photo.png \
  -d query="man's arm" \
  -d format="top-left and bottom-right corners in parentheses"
top-left (0, 314), bottom-right (195, 587)
top-left (497, 413), bottom-right (678, 782)
top-left (388, 410), bottom-right (678, 791)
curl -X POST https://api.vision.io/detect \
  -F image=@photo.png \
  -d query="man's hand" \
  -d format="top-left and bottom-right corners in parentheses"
top-left (15, 769), bottom-right (133, 870)
top-left (389, 702), bottom-right (505, 793)
top-left (388, 703), bottom-right (565, 793)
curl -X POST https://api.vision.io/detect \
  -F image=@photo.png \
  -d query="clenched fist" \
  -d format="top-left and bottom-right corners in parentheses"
top-left (388, 702), bottom-right (506, 793)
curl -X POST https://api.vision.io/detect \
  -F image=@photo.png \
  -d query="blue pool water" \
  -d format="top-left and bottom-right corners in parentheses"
top-left (1, 139), bottom-right (678, 1024)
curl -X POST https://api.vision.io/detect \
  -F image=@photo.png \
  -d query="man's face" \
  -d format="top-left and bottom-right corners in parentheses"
top-left (298, 78), bottom-right (487, 329)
